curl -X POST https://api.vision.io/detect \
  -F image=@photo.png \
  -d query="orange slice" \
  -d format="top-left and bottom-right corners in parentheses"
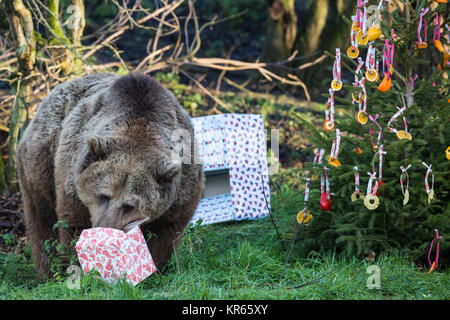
top-left (352, 91), bottom-right (365, 103)
top-left (331, 79), bottom-right (343, 91)
top-left (347, 45), bottom-right (359, 59)
top-left (365, 69), bottom-right (379, 82)
top-left (377, 74), bottom-right (392, 92)
top-left (357, 110), bottom-right (368, 124)
top-left (328, 156), bottom-right (341, 167)
top-left (352, 21), bottom-right (361, 32)
top-left (428, 261), bottom-right (436, 274)
top-left (416, 41), bottom-right (428, 49)
top-left (367, 26), bottom-right (382, 41)
top-left (297, 210), bottom-right (312, 224)
top-left (434, 39), bottom-right (445, 53)
top-left (324, 120), bottom-right (335, 131)
top-left (396, 130), bottom-right (412, 140)
top-left (357, 30), bottom-right (369, 46)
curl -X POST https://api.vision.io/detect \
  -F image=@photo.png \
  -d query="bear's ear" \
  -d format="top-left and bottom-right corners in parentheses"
top-left (77, 136), bottom-right (111, 174)
top-left (87, 136), bottom-right (110, 161)
top-left (157, 160), bottom-right (181, 182)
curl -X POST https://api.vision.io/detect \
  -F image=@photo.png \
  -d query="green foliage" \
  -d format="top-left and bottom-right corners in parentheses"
top-left (295, 2), bottom-right (450, 267)
top-left (1, 185), bottom-right (449, 299)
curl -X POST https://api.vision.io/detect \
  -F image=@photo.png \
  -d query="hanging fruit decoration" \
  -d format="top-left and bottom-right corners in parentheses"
top-left (364, 171), bottom-right (380, 210)
top-left (387, 106), bottom-right (412, 141)
top-left (378, 32), bottom-right (395, 92)
top-left (328, 129), bottom-right (342, 167)
top-left (400, 164), bottom-right (412, 206)
top-left (324, 89), bottom-right (336, 132)
top-left (297, 178), bottom-right (313, 224)
top-left (416, 8), bottom-right (430, 49)
top-left (422, 162), bottom-right (435, 204)
top-left (427, 229), bottom-right (443, 274)
top-left (351, 166), bottom-right (364, 201)
top-left (331, 48), bottom-right (343, 91)
top-left (320, 167), bottom-right (332, 211)
top-left (365, 43), bottom-right (379, 82)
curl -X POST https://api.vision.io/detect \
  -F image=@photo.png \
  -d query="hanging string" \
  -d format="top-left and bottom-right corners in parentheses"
top-left (417, 7), bottom-right (430, 47)
top-left (369, 114), bottom-right (382, 151)
top-left (427, 229), bottom-right (443, 274)
top-left (400, 164), bottom-right (412, 205)
top-left (422, 162), bottom-right (435, 204)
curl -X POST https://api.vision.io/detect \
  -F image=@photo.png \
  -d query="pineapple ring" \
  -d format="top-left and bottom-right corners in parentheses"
top-left (364, 194), bottom-right (380, 210)
top-left (351, 191), bottom-right (364, 202)
top-left (297, 210), bottom-right (312, 224)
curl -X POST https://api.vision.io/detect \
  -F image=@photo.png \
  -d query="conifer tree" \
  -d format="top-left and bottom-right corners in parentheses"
top-left (294, 0), bottom-right (449, 270)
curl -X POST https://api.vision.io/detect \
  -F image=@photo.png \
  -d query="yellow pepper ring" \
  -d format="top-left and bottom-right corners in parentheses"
top-left (347, 46), bottom-right (359, 59)
top-left (365, 69), bottom-right (379, 82)
top-left (396, 130), bottom-right (412, 140)
top-left (297, 210), bottom-right (312, 224)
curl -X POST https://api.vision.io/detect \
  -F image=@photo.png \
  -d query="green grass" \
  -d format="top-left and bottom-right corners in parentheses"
top-left (1, 185), bottom-right (449, 300)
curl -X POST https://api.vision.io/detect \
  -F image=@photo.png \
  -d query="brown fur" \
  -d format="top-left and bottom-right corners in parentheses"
top-left (17, 73), bottom-right (204, 277)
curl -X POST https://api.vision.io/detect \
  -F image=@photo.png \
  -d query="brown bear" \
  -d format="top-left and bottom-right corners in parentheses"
top-left (17, 73), bottom-right (204, 278)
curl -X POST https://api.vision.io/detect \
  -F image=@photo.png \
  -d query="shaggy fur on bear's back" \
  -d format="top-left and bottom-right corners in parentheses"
top-left (17, 73), bottom-right (204, 277)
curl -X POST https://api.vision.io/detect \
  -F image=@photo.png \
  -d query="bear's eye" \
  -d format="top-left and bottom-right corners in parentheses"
top-left (122, 204), bottom-right (134, 214)
top-left (98, 194), bottom-right (110, 204)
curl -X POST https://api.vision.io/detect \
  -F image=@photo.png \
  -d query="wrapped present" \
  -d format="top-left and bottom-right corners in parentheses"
top-left (190, 114), bottom-right (271, 226)
top-left (75, 226), bottom-right (156, 286)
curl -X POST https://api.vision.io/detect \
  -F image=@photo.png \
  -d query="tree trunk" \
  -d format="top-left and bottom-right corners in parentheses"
top-left (2, 0), bottom-right (36, 193)
top-left (46, 0), bottom-right (85, 75)
top-left (262, 0), bottom-right (298, 63)
top-left (297, 0), bottom-right (328, 55)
